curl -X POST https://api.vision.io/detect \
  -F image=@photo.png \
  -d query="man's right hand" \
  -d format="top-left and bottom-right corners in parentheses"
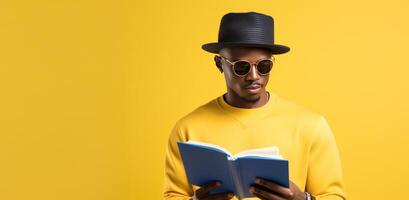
top-left (192, 181), bottom-right (234, 200)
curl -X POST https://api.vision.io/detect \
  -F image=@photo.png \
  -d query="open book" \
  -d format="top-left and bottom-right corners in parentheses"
top-left (177, 141), bottom-right (289, 199)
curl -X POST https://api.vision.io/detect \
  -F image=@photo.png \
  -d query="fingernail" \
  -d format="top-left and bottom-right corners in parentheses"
top-left (249, 186), bottom-right (254, 193)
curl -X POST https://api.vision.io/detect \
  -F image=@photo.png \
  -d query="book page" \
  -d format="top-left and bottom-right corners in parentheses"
top-left (234, 146), bottom-right (283, 160)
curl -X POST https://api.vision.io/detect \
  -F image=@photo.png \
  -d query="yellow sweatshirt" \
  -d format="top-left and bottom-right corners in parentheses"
top-left (163, 91), bottom-right (347, 200)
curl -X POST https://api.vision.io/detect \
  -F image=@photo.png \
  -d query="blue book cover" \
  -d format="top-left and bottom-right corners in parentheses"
top-left (177, 141), bottom-right (289, 199)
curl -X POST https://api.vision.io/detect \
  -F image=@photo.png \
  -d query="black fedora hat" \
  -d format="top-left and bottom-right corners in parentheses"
top-left (202, 12), bottom-right (290, 54)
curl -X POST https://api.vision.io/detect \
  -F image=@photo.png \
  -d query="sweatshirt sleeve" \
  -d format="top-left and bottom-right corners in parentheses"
top-left (306, 116), bottom-right (348, 200)
top-left (163, 121), bottom-right (194, 199)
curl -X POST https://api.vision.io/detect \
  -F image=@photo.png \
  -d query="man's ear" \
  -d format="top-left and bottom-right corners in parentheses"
top-left (214, 55), bottom-right (223, 73)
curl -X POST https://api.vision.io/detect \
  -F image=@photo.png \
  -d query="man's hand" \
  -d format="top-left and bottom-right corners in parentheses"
top-left (192, 181), bottom-right (235, 200)
top-left (249, 178), bottom-right (306, 200)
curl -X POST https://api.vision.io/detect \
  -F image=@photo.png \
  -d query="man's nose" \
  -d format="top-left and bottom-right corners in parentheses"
top-left (245, 64), bottom-right (260, 81)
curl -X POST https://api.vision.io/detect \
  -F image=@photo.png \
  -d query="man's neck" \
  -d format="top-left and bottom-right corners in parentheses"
top-left (223, 90), bottom-right (269, 109)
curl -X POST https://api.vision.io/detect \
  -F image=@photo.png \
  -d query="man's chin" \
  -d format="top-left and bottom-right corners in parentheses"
top-left (240, 93), bottom-right (261, 102)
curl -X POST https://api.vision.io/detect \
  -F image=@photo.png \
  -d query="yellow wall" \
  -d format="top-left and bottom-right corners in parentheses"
top-left (1, 0), bottom-right (408, 199)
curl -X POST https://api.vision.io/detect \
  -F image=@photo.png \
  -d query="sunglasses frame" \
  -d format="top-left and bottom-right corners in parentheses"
top-left (220, 56), bottom-right (275, 77)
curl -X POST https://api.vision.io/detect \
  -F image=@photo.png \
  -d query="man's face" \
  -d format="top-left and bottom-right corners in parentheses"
top-left (215, 47), bottom-right (273, 102)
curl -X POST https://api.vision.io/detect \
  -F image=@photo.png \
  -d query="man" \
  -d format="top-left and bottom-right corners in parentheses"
top-left (163, 12), bottom-right (347, 200)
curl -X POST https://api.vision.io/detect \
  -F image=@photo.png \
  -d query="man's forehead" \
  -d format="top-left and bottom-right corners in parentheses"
top-left (219, 46), bottom-right (272, 58)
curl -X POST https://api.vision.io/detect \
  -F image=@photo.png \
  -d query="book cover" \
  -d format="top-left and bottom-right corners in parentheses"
top-left (177, 141), bottom-right (289, 199)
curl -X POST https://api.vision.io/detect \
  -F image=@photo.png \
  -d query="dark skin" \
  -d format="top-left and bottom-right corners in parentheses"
top-left (215, 46), bottom-right (271, 108)
top-left (192, 181), bottom-right (234, 200)
top-left (193, 47), bottom-right (308, 200)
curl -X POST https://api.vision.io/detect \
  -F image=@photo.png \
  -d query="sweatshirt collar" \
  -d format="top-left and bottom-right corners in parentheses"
top-left (216, 91), bottom-right (279, 127)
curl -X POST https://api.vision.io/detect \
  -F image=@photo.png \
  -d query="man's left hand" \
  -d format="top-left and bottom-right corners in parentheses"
top-left (249, 178), bottom-right (306, 200)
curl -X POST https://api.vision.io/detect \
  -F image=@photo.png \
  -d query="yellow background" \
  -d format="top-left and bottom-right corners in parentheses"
top-left (1, 0), bottom-right (408, 199)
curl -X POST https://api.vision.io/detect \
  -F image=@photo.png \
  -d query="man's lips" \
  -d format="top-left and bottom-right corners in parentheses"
top-left (243, 84), bottom-right (262, 94)
top-left (244, 84), bottom-right (261, 89)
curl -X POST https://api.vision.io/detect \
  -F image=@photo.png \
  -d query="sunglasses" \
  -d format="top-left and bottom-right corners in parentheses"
top-left (220, 56), bottom-right (275, 77)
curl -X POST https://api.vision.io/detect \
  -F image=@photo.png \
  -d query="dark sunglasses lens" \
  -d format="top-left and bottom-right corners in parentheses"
top-left (257, 60), bottom-right (273, 74)
top-left (233, 61), bottom-right (251, 76)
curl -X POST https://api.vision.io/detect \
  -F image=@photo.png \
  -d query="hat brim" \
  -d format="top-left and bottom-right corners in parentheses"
top-left (201, 42), bottom-right (290, 54)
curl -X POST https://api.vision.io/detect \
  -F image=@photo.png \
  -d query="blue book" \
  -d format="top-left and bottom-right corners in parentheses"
top-left (177, 141), bottom-right (289, 199)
